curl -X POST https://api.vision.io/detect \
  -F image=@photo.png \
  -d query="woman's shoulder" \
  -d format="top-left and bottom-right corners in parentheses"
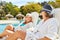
top-left (49, 18), bottom-right (59, 25)
top-left (50, 18), bottom-right (57, 20)
top-left (50, 18), bottom-right (58, 23)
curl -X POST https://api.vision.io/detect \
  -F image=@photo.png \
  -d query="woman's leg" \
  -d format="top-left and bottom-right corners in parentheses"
top-left (0, 31), bottom-right (7, 38)
top-left (0, 25), bottom-right (14, 38)
top-left (0, 30), bottom-right (13, 38)
top-left (5, 25), bottom-right (14, 31)
top-left (6, 30), bottom-right (26, 40)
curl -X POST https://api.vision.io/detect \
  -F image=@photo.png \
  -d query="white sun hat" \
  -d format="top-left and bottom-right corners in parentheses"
top-left (22, 13), bottom-right (32, 23)
top-left (26, 13), bottom-right (32, 17)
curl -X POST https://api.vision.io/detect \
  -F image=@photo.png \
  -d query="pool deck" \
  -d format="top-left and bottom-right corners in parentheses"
top-left (0, 20), bottom-right (20, 24)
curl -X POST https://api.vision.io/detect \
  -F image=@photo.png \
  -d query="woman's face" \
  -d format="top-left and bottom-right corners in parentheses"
top-left (40, 11), bottom-right (47, 19)
top-left (25, 16), bottom-right (32, 23)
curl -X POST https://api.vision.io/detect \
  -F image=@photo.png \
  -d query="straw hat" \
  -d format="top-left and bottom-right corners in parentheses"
top-left (5, 14), bottom-right (14, 18)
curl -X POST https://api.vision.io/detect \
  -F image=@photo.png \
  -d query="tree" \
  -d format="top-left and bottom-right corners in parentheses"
top-left (3, 2), bottom-right (20, 17)
top-left (55, 0), bottom-right (60, 8)
top-left (0, 9), bottom-right (5, 20)
top-left (56, 0), bottom-right (60, 2)
top-left (48, 1), bottom-right (57, 8)
top-left (20, 2), bottom-right (42, 15)
top-left (48, 0), bottom-right (60, 8)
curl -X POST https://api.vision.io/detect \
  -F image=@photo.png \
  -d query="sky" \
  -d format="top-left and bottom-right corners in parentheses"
top-left (1, 0), bottom-right (55, 7)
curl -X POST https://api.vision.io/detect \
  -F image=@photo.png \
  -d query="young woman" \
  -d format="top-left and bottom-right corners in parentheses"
top-left (15, 13), bottom-right (33, 31)
top-left (0, 13), bottom-right (33, 39)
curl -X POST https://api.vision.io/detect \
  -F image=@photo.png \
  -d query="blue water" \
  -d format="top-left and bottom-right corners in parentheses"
top-left (0, 24), bottom-right (19, 33)
top-left (0, 20), bottom-right (25, 33)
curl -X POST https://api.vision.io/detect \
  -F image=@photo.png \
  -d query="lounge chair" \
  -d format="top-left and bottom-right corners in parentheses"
top-left (51, 8), bottom-right (60, 40)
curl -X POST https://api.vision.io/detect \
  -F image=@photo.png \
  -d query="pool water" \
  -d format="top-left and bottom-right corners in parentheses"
top-left (0, 24), bottom-right (19, 33)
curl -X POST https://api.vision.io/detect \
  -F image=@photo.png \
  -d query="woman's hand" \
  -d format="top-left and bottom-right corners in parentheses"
top-left (16, 30), bottom-right (26, 40)
top-left (6, 30), bottom-right (26, 40)
top-left (39, 37), bottom-right (51, 40)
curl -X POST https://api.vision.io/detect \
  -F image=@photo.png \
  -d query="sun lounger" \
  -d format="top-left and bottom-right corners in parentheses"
top-left (51, 8), bottom-right (60, 40)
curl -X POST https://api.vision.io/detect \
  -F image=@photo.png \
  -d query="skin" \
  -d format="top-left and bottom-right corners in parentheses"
top-left (24, 16), bottom-right (32, 24)
top-left (6, 30), bottom-right (26, 40)
top-left (0, 25), bottom-right (14, 38)
top-left (40, 11), bottom-right (50, 21)
top-left (0, 15), bottom-right (32, 40)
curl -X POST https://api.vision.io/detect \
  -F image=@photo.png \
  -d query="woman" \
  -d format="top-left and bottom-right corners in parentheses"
top-left (6, 4), bottom-right (59, 40)
top-left (15, 13), bottom-right (33, 31)
top-left (0, 13), bottom-right (33, 39)
top-left (26, 4), bottom-right (59, 40)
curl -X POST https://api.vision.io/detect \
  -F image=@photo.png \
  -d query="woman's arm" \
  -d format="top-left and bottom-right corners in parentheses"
top-left (38, 37), bottom-right (51, 40)
top-left (0, 30), bottom-right (13, 38)
top-left (6, 30), bottom-right (26, 40)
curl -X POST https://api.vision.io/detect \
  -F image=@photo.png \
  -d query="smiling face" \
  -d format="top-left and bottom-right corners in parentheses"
top-left (40, 11), bottom-right (51, 20)
top-left (40, 11), bottom-right (47, 19)
top-left (25, 16), bottom-right (32, 23)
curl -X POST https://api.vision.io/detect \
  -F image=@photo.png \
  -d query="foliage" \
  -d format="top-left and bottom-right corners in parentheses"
top-left (48, 0), bottom-right (60, 8)
top-left (4, 2), bottom-right (20, 17)
top-left (20, 2), bottom-right (42, 15)
top-left (0, 0), bottom-right (60, 20)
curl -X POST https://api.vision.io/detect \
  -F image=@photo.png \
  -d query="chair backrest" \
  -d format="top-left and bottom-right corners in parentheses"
top-left (31, 12), bottom-right (39, 27)
top-left (52, 8), bottom-right (60, 36)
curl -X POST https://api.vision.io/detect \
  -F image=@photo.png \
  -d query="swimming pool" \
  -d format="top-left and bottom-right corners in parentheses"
top-left (0, 20), bottom-right (24, 33)
top-left (0, 24), bottom-right (19, 33)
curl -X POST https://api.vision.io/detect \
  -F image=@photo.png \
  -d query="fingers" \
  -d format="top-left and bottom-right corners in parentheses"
top-left (16, 30), bottom-right (26, 40)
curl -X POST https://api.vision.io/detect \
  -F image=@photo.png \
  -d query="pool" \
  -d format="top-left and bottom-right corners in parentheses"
top-left (0, 24), bottom-right (19, 33)
top-left (0, 20), bottom-right (24, 33)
